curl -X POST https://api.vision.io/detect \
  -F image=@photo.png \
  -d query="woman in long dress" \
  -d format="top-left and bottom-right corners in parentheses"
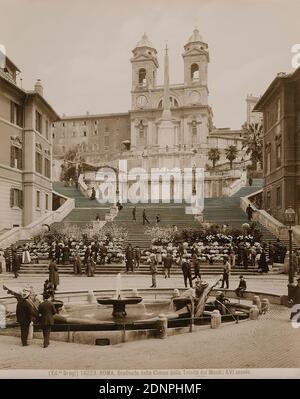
top-left (258, 249), bottom-right (269, 273)
top-left (22, 245), bottom-right (31, 264)
top-left (86, 257), bottom-right (94, 277)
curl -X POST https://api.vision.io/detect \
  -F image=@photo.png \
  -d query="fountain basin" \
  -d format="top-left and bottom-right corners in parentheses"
top-left (97, 296), bottom-right (143, 318)
top-left (52, 300), bottom-right (64, 312)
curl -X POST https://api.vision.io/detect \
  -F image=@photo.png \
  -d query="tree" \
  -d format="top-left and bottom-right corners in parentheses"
top-left (242, 122), bottom-right (263, 169)
top-left (225, 145), bottom-right (238, 169)
top-left (208, 148), bottom-right (221, 169)
top-left (61, 146), bottom-right (86, 182)
top-left (64, 149), bottom-right (77, 162)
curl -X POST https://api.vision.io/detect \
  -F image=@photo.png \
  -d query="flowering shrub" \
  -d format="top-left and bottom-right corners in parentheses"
top-left (145, 226), bottom-right (176, 245)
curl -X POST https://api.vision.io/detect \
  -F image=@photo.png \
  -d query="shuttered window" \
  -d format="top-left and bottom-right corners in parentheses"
top-left (10, 146), bottom-right (23, 169)
top-left (45, 194), bottom-right (49, 210)
top-left (45, 120), bottom-right (49, 140)
top-left (35, 111), bottom-right (42, 133)
top-left (10, 101), bottom-right (23, 127)
top-left (36, 190), bottom-right (40, 208)
top-left (10, 188), bottom-right (23, 208)
top-left (44, 158), bottom-right (51, 178)
top-left (35, 152), bottom-right (43, 174)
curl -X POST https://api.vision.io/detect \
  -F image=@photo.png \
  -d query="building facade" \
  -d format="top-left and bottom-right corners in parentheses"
top-left (254, 68), bottom-right (300, 224)
top-left (53, 112), bottom-right (130, 164)
top-left (52, 29), bottom-right (250, 199)
top-left (0, 55), bottom-right (59, 231)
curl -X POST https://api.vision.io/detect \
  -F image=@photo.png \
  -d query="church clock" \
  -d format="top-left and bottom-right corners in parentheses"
top-left (136, 95), bottom-right (148, 108)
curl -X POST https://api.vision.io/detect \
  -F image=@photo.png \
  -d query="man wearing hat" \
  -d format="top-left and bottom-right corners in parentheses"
top-left (16, 291), bottom-right (33, 346)
top-left (149, 253), bottom-right (157, 288)
top-left (235, 275), bottom-right (247, 298)
top-left (38, 293), bottom-right (56, 348)
top-left (181, 257), bottom-right (193, 288)
top-left (214, 291), bottom-right (230, 315)
top-left (163, 252), bottom-right (173, 279)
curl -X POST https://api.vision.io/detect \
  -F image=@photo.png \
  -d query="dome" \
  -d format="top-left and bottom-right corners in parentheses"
top-left (135, 33), bottom-right (155, 49)
top-left (187, 28), bottom-right (203, 44)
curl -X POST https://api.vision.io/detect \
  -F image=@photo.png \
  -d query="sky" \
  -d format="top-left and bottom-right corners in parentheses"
top-left (1, 0), bottom-right (300, 129)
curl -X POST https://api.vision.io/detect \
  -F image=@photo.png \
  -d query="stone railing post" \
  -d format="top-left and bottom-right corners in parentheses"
top-left (157, 314), bottom-right (168, 339)
top-left (249, 305), bottom-right (259, 320)
top-left (211, 309), bottom-right (221, 329)
top-left (252, 295), bottom-right (262, 314)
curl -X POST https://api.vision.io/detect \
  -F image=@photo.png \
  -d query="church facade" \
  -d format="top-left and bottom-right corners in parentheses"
top-left (53, 29), bottom-right (212, 166)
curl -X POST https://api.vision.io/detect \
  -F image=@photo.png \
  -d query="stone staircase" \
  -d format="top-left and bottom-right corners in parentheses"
top-left (110, 202), bottom-right (200, 248)
top-left (53, 182), bottom-right (105, 208)
top-left (203, 179), bottom-right (289, 248)
top-left (18, 262), bottom-right (260, 276)
top-left (52, 182), bottom-right (110, 227)
top-left (203, 179), bottom-right (263, 229)
top-left (17, 178), bottom-right (287, 276)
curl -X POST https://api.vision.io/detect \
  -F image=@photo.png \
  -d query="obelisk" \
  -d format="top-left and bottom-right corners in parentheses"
top-left (157, 44), bottom-right (175, 148)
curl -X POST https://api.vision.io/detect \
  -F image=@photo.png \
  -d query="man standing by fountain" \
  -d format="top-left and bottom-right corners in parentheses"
top-left (16, 291), bottom-right (33, 346)
top-left (49, 260), bottom-right (59, 291)
top-left (221, 256), bottom-right (231, 289)
top-left (38, 293), bottom-right (56, 348)
top-left (163, 252), bottom-right (173, 278)
top-left (149, 254), bottom-right (157, 288)
top-left (181, 257), bottom-right (193, 288)
top-left (11, 247), bottom-right (20, 278)
top-left (125, 243), bottom-right (134, 273)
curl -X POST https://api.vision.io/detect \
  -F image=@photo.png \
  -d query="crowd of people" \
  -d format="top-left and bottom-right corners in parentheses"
top-left (0, 229), bottom-right (295, 287)
top-left (143, 236), bottom-right (289, 271)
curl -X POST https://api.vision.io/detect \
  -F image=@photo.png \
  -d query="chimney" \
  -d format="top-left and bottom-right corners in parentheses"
top-left (34, 79), bottom-right (43, 96)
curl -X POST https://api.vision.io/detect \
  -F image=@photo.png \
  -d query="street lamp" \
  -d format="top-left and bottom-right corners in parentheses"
top-left (285, 206), bottom-right (296, 300)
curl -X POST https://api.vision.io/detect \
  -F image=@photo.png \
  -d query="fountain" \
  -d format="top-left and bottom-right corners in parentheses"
top-left (1, 275), bottom-right (258, 346)
top-left (96, 273), bottom-right (143, 318)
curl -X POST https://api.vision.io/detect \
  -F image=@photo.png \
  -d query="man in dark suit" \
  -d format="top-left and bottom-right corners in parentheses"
top-left (181, 257), bottom-right (193, 288)
top-left (142, 209), bottom-right (150, 225)
top-left (11, 248), bottom-right (20, 278)
top-left (132, 206), bottom-right (136, 221)
top-left (163, 252), bottom-right (173, 279)
top-left (125, 244), bottom-right (134, 272)
top-left (38, 294), bottom-right (56, 348)
top-left (16, 292), bottom-right (32, 346)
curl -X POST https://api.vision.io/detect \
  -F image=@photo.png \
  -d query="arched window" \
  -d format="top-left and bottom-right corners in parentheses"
top-left (138, 68), bottom-right (147, 85)
top-left (158, 96), bottom-right (179, 109)
top-left (191, 63), bottom-right (200, 81)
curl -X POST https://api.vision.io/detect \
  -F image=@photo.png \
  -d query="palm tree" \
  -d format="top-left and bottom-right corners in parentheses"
top-left (225, 145), bottom-right (238, 169)
top-left (242, 122), bottom-right (263, 169)
top-left (208, 148), bottom-right (221, 169)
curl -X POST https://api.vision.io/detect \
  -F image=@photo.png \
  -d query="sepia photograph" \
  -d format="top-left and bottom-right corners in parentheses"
top-left (0, 0), bottom-right (300, 385)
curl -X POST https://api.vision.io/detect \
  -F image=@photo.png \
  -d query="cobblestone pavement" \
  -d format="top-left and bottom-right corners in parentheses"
top-left (0, 306), bottom-right (299, 371)
top-left (0, 272), bottom-right (291, 296)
